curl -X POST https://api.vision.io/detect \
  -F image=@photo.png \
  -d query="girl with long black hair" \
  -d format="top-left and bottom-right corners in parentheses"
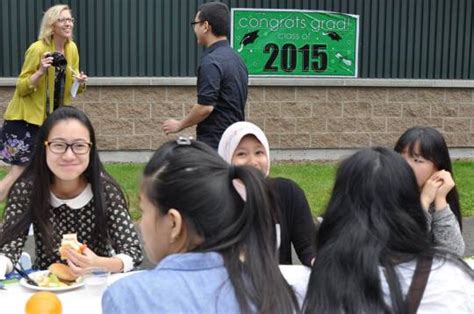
top-left (0, 107), bottom-right (142, 277)
top-left (103, 139), bottom-right (298, 314)
top-left (395, 127), bottom-right (464, 256)
top-left (303, 147), bottom-right (472, 313)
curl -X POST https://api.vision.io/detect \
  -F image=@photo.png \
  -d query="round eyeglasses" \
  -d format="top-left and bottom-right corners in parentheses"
top-left (44, 141), bottom-right (92, 155)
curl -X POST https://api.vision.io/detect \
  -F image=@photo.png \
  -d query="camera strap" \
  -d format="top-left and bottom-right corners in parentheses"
top-left (45, 69), bottom-right (51, 117)
top-left (53, 65), bottom-right (66, 111)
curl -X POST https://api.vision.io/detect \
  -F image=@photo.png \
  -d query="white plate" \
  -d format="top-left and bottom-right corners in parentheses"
top-left (19, 270), bottom-right (84, 292)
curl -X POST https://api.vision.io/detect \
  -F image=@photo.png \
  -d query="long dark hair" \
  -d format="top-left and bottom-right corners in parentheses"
top-left (0, 106), bottom-right (117, 252)
top-left (303, 147), bottom-right (436, 313)
top-left (143, 139), bottom-right (298, 314)
top-left (394, 126), bottom-right (462, 229)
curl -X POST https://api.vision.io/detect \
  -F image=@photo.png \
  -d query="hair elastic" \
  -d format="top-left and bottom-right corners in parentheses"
top-left (176, 136), bottom-right (193, 145)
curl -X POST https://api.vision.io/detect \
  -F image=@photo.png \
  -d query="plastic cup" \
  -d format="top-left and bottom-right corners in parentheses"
top-left (83, 267), bottom-right (110, 296)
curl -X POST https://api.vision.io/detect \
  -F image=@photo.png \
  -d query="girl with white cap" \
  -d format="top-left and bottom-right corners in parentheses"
top-left (218, 121), bottom-right (316, 266)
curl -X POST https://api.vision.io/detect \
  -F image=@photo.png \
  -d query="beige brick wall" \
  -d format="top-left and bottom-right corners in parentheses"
top-left (0, 86), bottom-right (472, 150)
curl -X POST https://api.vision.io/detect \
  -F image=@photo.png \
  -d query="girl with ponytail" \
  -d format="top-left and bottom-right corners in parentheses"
top-left (103, 138), bottom-right (298, 314)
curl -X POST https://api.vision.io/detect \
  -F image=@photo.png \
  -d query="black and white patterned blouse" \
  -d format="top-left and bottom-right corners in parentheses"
top-left (0, 178), bottom-right (143, 271)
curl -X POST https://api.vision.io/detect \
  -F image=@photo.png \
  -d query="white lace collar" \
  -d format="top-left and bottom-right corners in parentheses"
top-left (50, 183), bottom-right (93, 209)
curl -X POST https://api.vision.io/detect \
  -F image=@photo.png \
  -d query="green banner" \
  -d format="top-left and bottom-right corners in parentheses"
top-left (231, 9), bottom-right (359, 77)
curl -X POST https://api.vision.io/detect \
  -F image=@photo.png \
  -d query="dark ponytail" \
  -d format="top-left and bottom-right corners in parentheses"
top-left (143, 140), bottom-right (298, 314)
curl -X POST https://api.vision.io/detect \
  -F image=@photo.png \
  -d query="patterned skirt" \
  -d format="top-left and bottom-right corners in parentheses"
top-left (0, 120), bottom-right (39, 165)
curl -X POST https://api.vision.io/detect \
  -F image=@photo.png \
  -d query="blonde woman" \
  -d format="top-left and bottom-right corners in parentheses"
top-left (0, 4), bottom-right (87, 201)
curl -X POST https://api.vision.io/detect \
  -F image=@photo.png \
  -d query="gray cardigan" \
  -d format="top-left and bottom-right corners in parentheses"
top-left (426, 205), bottom-right (465, 256)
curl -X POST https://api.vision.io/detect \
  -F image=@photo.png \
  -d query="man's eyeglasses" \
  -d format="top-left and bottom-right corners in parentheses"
top-left (57, 17), bottom-right (75, 24)
top-left (44, 141), bottom-right (92, 155)
top-left (190, 20), bottom-right (205, 27)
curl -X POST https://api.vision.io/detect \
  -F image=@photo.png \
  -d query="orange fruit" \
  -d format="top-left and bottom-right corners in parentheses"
top-left (25, 291), bottom-right (62, 314)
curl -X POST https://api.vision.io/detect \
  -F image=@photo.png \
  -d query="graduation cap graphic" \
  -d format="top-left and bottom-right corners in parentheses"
top-left (335, 52), bottom-right (352, 66)
top-left (323, 31), bottom-right (342, 41)
top-left (237, 30), bottom-right (259, 52)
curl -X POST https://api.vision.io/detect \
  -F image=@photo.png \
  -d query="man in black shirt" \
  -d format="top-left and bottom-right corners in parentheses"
top-left (162, 2), bottom-right (248, 150)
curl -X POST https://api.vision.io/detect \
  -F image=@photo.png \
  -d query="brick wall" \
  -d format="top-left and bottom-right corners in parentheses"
top-left (0, 86), bottom-right (472, 150)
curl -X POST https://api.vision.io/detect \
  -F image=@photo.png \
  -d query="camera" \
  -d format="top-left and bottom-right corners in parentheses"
top-left (46, 52), bottom-right (67, 68)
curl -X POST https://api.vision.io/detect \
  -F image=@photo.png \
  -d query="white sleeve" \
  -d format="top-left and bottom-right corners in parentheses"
top-left (0, 255), bottom-right (13, 279)
top-left (114, 253), bottom-right (134, 273)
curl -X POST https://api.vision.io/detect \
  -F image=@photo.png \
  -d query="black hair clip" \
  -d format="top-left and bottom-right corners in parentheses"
top-left (176, 136), bottom-right (193, 145)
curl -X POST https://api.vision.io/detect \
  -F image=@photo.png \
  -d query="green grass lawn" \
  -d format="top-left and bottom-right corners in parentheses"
top-left (105, 163), bottom-right (145, 221)
top-left (0, 160), bottom-right (473, 219)
top-left (452, 161), bottom-right (474, 217)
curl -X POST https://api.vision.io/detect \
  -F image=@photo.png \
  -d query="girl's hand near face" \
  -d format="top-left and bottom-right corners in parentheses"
top-left (420, 174), bottom-right (442, 211)
top-left (433, 170), bottom-right (455, 211)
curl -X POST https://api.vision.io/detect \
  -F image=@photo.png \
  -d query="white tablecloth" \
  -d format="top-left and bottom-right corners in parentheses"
top-left (279, 264), bottom-right (311, 305)
top-left (0, 271), bottom-right (135, 314)
top-left (0, 265), bottom-right (311, 314)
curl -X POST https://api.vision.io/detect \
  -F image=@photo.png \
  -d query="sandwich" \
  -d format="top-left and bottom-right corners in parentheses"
top-left (59, 233), bottom-right (87, 260)
top-left (48, 263), bottom-right (79, 282)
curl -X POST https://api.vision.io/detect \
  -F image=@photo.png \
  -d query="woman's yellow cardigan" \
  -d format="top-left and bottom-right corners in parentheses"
top-left (4, 39), bottom-right (85, 126)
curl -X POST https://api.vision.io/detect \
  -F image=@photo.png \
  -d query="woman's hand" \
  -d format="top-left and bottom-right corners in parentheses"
top-left (433, 170), bottom-right (455, 211)
top-left (28, 52), bottom-right (53, 87)
top-left (420, 174), bottom-right (442, 210)
top-left (39, 52), bottom-right (53, 74)
top-left (64, 247), bottom-right (124, 274)
top-left (74, 71), bottom-right (88, 84)
top-left (64, 247), bottom-right (101, 274)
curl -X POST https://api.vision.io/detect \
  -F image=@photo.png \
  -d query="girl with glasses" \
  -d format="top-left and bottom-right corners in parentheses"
top-left (0, 107), bottom-right (143, 279)
top-left (0, 4), bottom-right (88, 202)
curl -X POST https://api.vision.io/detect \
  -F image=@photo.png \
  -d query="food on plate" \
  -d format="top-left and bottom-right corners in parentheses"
top-left (33, 264), bottom-right (83, 288)
top-left (25, 291), bottom-right (62, 314)
top-left (59, 233), bottom-right (87, 259)
top-left (48, 263), bottom-right (79, 282)
top-left (35, 272), bottom-right (67, 288)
